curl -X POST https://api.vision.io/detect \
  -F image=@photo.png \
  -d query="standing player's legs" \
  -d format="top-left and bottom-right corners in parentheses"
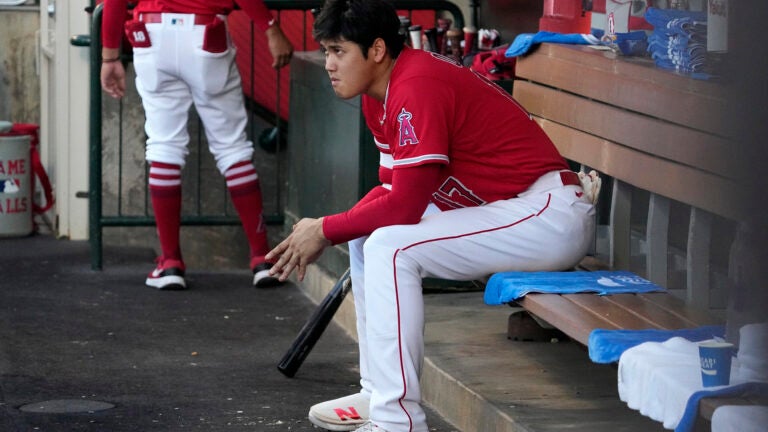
top-left (361, 182), bottom-right (594, 432)
top-left (145, 161), bottom-right (186, 290)
top-left (184, 23), bottom-right (276, 286)
top-left (133, 21), bottom-right (195, 289)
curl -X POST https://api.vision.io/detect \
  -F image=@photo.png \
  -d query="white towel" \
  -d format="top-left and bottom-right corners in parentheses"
top-left (618, 337), bottom-right (744, 430)
top-left (735, 322), bottom-right (768, 382)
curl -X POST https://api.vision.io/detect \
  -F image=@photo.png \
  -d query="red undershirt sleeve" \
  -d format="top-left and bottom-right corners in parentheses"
top-left (235, 0), bottom-right (276, 32)
top-left (322, 163), bottom-right (443, 245)
top-left (101, 0), bottom-right (128, 49)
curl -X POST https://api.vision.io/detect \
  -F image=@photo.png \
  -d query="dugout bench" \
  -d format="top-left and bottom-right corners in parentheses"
top-left (489, 42), bottom-right (750, 429)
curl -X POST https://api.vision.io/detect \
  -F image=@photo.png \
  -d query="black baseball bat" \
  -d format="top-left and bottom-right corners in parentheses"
top-left (277, 268), bottom-right (352, 377)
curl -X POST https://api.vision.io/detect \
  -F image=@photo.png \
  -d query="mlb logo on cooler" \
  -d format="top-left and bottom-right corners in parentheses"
top-left (0, 178), bottom-right (20, 193)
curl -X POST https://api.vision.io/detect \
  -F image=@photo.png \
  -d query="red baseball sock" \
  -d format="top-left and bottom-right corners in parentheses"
top-left (226, 161), bottom-right (269, 268)
top-left (149, 162), bottom-right (182, 261)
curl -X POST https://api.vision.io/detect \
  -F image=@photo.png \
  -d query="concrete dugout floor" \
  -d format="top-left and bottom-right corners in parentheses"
top-left (0, 234), bottom-right (458, 431)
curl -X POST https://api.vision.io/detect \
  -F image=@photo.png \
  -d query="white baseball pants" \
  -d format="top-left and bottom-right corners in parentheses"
top-left (348, 170), bottom-right (596, 432)
top-left (131, 13), bottom-right (254, 174)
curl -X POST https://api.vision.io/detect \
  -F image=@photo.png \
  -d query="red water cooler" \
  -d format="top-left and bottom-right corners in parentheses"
top-left (539, 0), bottom-right (591, 34)
top-left (0, 123), bottom-right (54, 237)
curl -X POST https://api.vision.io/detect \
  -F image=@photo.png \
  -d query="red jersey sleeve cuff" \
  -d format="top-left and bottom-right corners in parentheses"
top-left (322, 214), bottom-right (348, 246)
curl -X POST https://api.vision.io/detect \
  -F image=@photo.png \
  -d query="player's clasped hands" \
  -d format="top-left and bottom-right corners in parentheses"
top-left (266, 217), bottom-right (331, 282)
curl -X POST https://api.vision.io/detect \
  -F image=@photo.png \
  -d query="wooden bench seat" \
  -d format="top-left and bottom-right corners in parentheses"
top-left (516, 291), bottom-right (722, 346)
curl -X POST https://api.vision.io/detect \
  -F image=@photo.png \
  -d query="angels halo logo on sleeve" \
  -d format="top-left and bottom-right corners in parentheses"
top-left (397, 108), bottom-right (420, 146)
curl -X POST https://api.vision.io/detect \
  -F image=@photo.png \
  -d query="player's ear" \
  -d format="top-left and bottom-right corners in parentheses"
top-left (371, 37), bottom-right (388, 62)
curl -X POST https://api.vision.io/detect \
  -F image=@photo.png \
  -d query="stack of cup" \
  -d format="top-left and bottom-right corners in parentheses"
top-left (408, 25), bottom-right (422, 49)
top-left (446, 28), bottom-right (463, 62)
top-left (463, 26), bottom-right (477, 57)
top-left (436, 18), bottom-right (452, 54)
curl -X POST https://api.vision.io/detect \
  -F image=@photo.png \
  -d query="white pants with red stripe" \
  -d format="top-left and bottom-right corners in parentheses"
top-left (132, 14), bottom-right (253, 174)
top-left (348, 170), bottom-right (596, 432)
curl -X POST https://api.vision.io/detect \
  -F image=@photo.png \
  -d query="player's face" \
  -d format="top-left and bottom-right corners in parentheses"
top-left (320, 38), bottom-right (376, 100)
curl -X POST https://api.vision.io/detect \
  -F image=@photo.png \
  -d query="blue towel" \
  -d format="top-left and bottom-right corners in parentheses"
top-left (505, 31), bottom-right (600, 58)
top-left (675, 382), bottom-right (768, 432)
top-left (588, 325), bottom-right (725, 364)
top-left (483, 270), bottom-right (666, 305)
top-left (644, 7), bottom-right (710, 78)
top-left (645, 7), bottom-right (706, 29)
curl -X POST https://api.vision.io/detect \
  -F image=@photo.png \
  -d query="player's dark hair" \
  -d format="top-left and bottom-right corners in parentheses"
top-left (313, 0), bottom-right (405, 59)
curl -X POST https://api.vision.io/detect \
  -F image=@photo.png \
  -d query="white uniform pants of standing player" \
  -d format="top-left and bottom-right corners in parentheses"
top-left (131, 14), bottom-right (253, 173)
top-left (348, 170), bottom-right (596, 432)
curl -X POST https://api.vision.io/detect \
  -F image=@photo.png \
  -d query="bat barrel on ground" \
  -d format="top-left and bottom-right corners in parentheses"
top-left (277, 268), bottom-right (352, 378)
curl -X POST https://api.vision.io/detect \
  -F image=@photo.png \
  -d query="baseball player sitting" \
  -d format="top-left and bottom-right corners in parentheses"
top-left (100, 0), bottom-right (293, 290)
top-left (265, 0), bottom-right (596, 431)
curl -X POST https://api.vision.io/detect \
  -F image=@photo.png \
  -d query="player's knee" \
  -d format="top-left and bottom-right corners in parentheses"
top-left (363, 228), bottom-right (423, 274)
top-left (364, 227), bottom-right (404, 253)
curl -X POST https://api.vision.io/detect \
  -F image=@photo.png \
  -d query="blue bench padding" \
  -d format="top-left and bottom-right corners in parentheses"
top-left (588, 325), bottom-right (725, 364)
top-left (483, 270), bottom-right (666, 306)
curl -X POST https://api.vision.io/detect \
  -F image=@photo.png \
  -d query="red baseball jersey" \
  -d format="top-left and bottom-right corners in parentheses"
top-left (322, 47), bottom-right (569, 245)
top-left (102, 0), bottom-right (274, 49)
top-left (363, 47), bottom-right (568, 211)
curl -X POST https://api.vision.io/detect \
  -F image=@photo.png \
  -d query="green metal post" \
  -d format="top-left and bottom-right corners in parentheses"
top-left (89, 4), bottom-right (104, 270)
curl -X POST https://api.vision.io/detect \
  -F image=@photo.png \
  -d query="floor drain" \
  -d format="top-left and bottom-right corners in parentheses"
top-left (19, 399), bottom-right (115, 414)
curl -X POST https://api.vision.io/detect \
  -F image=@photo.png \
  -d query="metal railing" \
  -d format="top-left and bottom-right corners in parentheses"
top-left (85, 1), bottom-right (464, 269)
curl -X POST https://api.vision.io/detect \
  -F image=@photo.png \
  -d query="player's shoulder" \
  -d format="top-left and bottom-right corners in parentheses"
top-left (397, 48), bottom-right (463, 75)
top-left (392, 49), bottom-right (466, 92)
